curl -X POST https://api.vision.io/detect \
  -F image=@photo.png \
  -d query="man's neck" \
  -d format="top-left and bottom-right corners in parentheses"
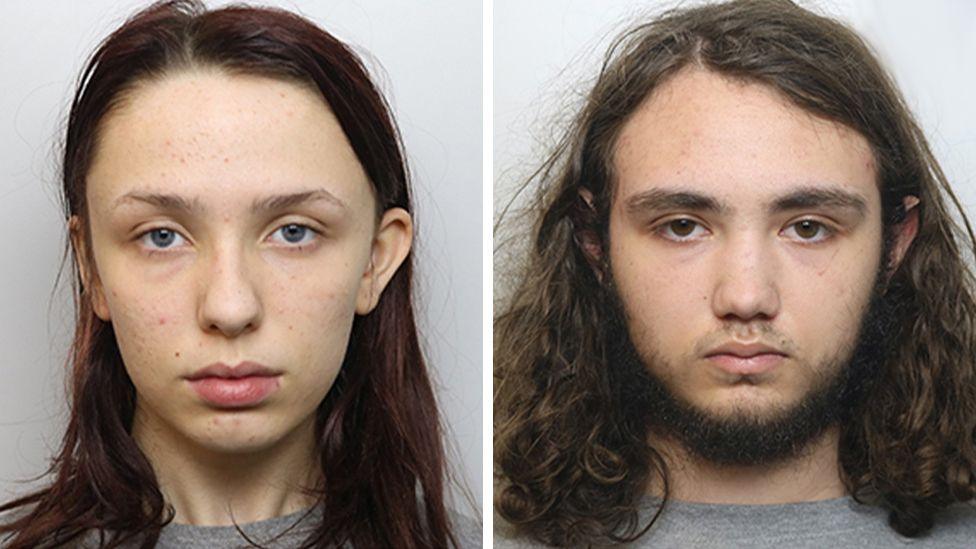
top-left (654, 426), bottom-right (845, 504)
top-left (131, 403), bottom-right (323, 526)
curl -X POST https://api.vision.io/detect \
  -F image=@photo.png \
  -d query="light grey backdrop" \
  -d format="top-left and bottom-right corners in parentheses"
top-left (494, 0), bottom-right (976, 302)
top-left (0, 0), bottom-right (481, 510)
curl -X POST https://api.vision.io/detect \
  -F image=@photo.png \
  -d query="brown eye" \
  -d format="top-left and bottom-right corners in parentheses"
top-left (668, 219), bottom-right (697, 237)
top-left (794, 220), bottom-right (822, 239)
top-left (786, 219), bottom-right (833, 243)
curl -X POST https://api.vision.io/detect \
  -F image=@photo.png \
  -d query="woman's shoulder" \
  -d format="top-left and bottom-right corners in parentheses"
top-left (449, 508), bottom-right (483, 548)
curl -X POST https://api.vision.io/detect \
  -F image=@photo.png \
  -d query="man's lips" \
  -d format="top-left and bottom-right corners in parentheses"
top-left (706, 353), bottom-right (786, 376)
top-left (704, 342), bottom-right (789, 376)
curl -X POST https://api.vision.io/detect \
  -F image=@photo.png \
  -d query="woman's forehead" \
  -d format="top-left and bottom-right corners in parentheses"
top-left (86, 69), bottom-right (372, 215)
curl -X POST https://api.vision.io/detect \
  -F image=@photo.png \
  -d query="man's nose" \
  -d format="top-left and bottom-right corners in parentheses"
top-left (710, 234), bottom-right (781, 322)
top-left (197, 243), bottom-right (263, 337)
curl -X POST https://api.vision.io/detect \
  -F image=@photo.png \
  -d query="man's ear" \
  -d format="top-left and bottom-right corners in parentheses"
top-left (355, 207), bottom-right (413, 315)
top-left (68, 215), bottom-right (111, 321)
top-left (573, 188), bottom-right (605, 281)
top-left (887, 195), bottom-right (920, 277)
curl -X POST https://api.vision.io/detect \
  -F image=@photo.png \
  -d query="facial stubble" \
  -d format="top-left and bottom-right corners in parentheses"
top-left (605, 256), bottom-right (896, 468)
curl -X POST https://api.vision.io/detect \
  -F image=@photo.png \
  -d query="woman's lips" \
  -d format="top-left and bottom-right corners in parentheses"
top-left (187, 375), bottom-right (281, 408)
top-left (706, 353), bottom-right (786, 376)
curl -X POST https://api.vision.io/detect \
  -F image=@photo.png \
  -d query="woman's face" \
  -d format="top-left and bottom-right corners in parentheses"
top-left (69, 70), bottom-right (410, 455)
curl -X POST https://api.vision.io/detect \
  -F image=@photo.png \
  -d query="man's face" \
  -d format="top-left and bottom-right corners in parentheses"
top-left (70, 70), bottom-right (399, 457)
top-left (607, 68), bottom-right (884, 456)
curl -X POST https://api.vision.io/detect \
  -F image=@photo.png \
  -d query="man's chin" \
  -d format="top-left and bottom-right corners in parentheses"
top-left (650, 382), bottom-right (844, 467)
top-left (687, 386), bottom-right (800, 419)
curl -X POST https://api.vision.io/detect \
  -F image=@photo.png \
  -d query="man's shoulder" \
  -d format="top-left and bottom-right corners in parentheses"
top-left (924, 501), bottom-right (976, 544)
top-left (493, 518), bottom-right (545, 549)
top-left (491, 499), bottom-right (976, 548)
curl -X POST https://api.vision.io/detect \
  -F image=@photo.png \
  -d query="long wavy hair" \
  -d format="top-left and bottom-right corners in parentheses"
top-left (0, 1), bottom-right (459, 547)
top-left (494, 0), bottom-right (976, 545)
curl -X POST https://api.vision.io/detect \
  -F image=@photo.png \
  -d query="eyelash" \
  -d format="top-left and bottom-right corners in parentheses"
top-left (654, 217), bottom-right (835, 244)
top-left (136, 223), bottom-right (322, 256)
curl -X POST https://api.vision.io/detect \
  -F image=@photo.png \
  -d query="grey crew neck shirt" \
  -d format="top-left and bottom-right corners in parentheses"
top-left (494, 496), bottom-right (976, 548)
top-left (73, 504), bottom-right (482, 548)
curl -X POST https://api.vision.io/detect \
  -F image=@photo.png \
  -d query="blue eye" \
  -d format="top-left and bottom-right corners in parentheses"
top-left (272, 223), bottom-right (318, 246)
top-left (137, 223), bottom-right (320, 254)
top-left (140, 228), bottom-right (185, 250)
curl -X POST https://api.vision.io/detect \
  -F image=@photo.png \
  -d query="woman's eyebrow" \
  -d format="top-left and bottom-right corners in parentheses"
top-left (112, 188), bottom-right (348, 214)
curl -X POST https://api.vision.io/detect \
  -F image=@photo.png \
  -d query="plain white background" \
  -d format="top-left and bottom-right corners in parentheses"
top-left (0, 0), bottom-right (481, 512)
top-left (494, 0), bottom-right (976, 294)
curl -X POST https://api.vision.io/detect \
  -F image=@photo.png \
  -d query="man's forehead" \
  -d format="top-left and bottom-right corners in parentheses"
top-left (611, 68), bottom-right (879, 212)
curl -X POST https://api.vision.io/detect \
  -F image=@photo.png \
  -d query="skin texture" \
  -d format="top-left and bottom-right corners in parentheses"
top-left (608, 67), bottom-right (918, 503)
top-left (68, 70), bottom-right (412, 525)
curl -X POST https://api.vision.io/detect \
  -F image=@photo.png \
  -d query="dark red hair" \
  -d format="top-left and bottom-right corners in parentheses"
top-left (0, 1), bottom-right (458, 547)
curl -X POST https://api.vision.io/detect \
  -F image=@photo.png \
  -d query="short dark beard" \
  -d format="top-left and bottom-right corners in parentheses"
top-left (604, 262), bottom-right (897, 467)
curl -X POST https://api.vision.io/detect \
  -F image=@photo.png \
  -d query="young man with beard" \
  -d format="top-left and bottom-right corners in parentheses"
top-left (494, 1), bottom-right (976, 547)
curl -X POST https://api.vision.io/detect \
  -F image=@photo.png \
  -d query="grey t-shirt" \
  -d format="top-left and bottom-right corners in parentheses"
top-left (494, 496), bottom-right (976, 548)
top-left (70, 505), bottom-right (481, 548)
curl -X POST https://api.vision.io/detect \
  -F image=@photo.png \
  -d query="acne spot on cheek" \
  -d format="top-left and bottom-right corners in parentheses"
top-left (223, 157), bottom-right (229, 163)
top-left (175, 351), bottom-right (181, 358)
top-left (158, 317), bottom-right (167, 325)
top-left (288, 325), bottom-right (293, 331)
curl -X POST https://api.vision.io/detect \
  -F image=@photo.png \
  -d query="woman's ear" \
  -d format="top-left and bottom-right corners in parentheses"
top-left (68, 215), bottom-right (111, 321)
top-left (355, 207), bottom-right (413, 314)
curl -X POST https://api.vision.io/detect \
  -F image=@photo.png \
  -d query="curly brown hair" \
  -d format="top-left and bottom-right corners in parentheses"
top-left (494, 0), bottom-right (976, 546)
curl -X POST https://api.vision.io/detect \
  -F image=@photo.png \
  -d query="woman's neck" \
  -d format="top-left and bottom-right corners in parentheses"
top-left (131, 402), bottom-right (323, 526)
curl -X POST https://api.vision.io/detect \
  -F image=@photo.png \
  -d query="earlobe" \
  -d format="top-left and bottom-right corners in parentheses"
top-left (355, 208), bottom-right (413, 315)
top-left (68, 215), bottom-right (111, 321)
top-left (887, 195), bottom-right (920, 275)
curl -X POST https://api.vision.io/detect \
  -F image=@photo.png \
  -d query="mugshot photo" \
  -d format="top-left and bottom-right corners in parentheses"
top-left (494, 0), bottom-right (976, 547)
top-left (0, 0), bottom-right (480, 547)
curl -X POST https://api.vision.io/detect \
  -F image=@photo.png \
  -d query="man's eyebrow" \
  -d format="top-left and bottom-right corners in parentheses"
top-left (623, 189), bottom-right (731, 216)
top-left (769, 186), bottom-right (868, 216)
top-left (113, 188), bottom-right (348, 213)
top-left (623, 185), bottom-right (869, 217)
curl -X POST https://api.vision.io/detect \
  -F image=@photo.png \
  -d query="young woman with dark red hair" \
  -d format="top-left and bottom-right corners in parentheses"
top-left (0, 1), bottom-right (479, 547)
